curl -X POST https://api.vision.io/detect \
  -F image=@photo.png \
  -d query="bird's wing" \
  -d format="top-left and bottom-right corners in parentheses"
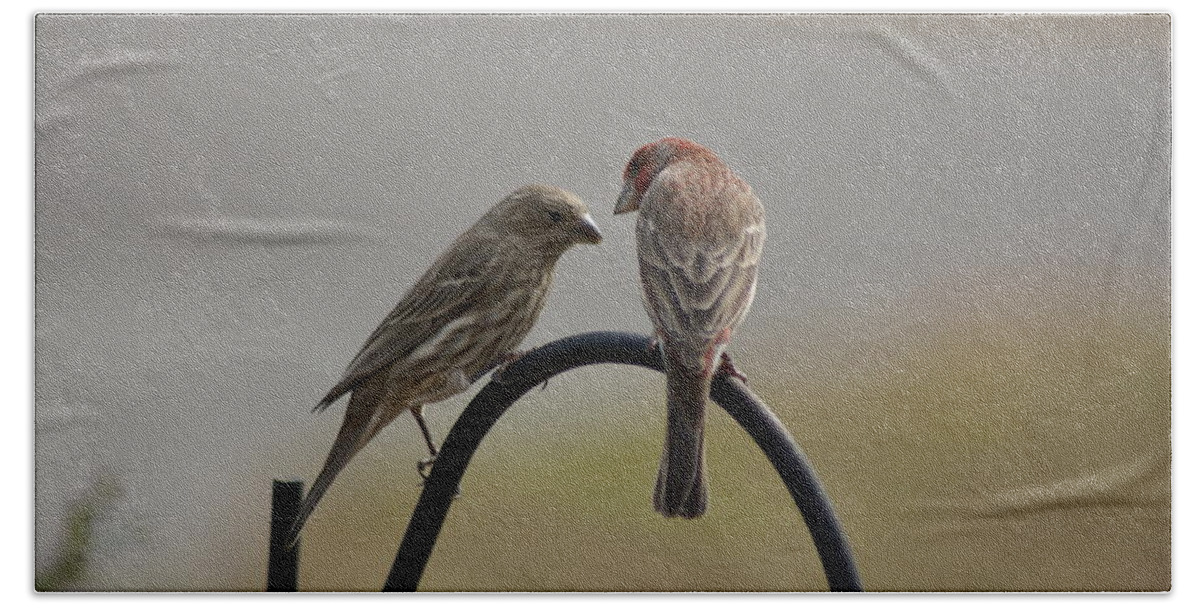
top-left (316, 234), bottom-right (502, 409)
top-left (636, 176), bottom-right (765, 343)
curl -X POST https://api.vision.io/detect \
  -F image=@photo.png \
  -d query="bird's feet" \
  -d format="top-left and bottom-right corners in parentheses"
top-left (493, 349), bottom-right (554, 390)
top-left (718, 352), bottom-right (748, 383)
top-left (491, 350), bottom-right (528, 383)
top-left (417, 454), bottom-right (437, 481)
top-left (416, 455), bottom-right (462, 497)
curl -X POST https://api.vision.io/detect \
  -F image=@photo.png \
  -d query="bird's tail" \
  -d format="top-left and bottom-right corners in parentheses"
top-left (653, 354), bottom-right (711, 518)
top-left (287, 376), bottom-right (396, 546)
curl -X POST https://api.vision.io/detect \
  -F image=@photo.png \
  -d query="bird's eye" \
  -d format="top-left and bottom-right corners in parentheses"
top-left (547, 210), bottom-right (564, 222)
top-left (626, 159), bottom-right (641, 179)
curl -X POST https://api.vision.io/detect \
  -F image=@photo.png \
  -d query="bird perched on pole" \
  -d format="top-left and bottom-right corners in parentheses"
top-left (292, 184), bottom-right (603, 543)
top-left (615, 138), bottom-right (765, 518)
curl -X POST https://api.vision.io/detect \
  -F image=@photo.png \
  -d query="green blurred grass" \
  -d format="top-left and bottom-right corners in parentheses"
top-left (290, 309), bottom-right (1169, 591)
top-left (36, 476), bottom-right (123, 592)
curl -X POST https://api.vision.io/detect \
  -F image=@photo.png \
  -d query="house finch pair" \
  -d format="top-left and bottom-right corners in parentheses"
top-left (291, 185), bottom-right (602, 542)
top-left (615, 138), bottom-right (765, 518)
top-left (297, 138), bottom-right (761, 540)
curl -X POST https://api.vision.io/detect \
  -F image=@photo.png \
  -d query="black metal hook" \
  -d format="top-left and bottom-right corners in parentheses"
top-left (381, 331), bottom-right (862, 592)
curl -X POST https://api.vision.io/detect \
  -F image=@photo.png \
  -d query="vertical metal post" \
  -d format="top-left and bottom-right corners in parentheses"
top-left (267, 479), bottom-right (303, 592)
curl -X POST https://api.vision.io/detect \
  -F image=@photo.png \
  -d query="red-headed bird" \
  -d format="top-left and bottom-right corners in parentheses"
top-left (292, 185), bottom-right (602, 543)
top-left (615, 138), bottom-right (765, 518)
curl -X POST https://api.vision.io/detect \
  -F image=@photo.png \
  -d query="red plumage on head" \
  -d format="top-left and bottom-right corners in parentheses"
top-left (624, 137), bottom-right (719, 199)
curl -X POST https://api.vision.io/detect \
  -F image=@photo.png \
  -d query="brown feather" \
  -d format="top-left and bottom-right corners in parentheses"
top-left (291, 184), bottom-right (601, 544)
top-left (619, 138), bottom-right (765, 518)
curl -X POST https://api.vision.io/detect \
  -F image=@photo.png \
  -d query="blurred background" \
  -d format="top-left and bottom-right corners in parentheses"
top-left (34, 14), bottom-right (1169, 591)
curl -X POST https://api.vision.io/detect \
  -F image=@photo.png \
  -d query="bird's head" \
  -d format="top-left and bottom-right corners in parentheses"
top-left (488, 184), bottom-right (603, 252)
top-left (614, 137), bottom-right (715, 215)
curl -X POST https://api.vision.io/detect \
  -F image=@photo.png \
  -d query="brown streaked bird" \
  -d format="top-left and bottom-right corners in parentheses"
top-left (615, 138), bottom-right (765, 518)
top-left (292, 184), bottom-right (602, 543)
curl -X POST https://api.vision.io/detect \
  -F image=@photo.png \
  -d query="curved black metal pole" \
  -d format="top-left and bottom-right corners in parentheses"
top-left (383, 331), bottom-right (862, 592)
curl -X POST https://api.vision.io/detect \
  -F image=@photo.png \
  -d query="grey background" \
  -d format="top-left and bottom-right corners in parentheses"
top-left (35, 14), bottom-right (1169, 590)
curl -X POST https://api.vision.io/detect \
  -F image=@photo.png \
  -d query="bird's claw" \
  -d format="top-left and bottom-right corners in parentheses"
top-left (417, 456), bottom-right (463, 498)
top-left (492, 350), bottom-right (528, 383)
top-left (417, 455), bottom-right (437, 481)
top-left (719, 352), bottom-right (748, 383)
top-left (646, 336), bottom-right (660, 353)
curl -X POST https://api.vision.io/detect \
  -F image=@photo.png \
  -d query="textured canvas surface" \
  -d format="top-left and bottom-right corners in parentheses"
top-left (34, 13), bottom-right (1170, 591)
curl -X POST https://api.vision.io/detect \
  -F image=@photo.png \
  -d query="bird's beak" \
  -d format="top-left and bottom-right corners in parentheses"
top-left (576, 213), bottom-right (603, 244)
top-left (614, 182), bottom-right (639, 215)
